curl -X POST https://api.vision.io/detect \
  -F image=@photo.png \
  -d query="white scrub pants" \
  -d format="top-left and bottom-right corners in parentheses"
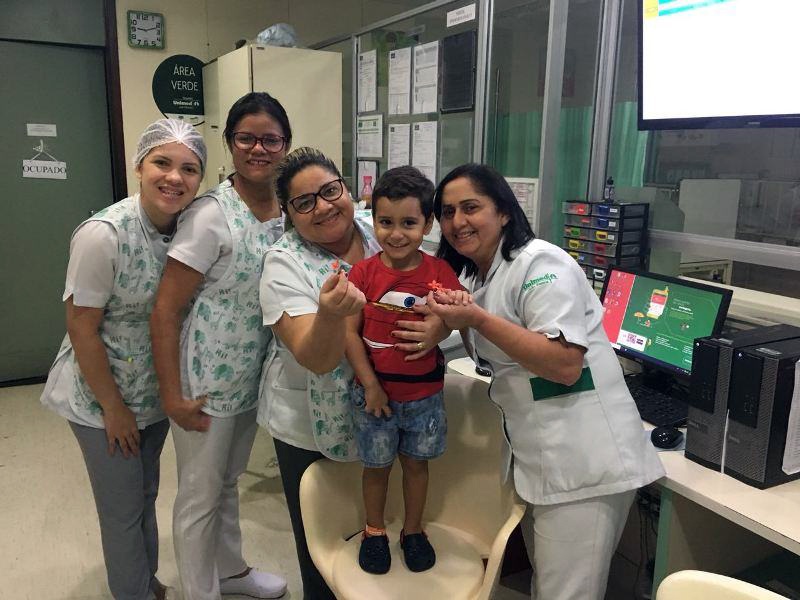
top-left (171, 408), bottom-right (258, 600)
top-left (522, 489), bottom-right (636, 600)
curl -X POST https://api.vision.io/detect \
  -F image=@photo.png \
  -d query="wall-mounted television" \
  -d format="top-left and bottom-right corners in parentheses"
top-left (638, 0), bottom-right (800, 130)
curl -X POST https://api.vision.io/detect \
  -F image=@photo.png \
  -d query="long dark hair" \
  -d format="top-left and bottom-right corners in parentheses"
top-left (433, 163), bottom-right (534, 278)
top-left (223, 91), bottom-right (292, 151)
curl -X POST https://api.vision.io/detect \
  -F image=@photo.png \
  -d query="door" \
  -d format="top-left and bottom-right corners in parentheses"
top-left (0, 40), bottom-right (114, 381)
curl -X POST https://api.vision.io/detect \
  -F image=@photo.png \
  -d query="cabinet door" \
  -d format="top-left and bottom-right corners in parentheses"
top-left (202, 45), bottom-right (252, 190)
top-left (0, 41), bottom-right (113, 381)
top-left (251, 46), bottom-right (342, 168)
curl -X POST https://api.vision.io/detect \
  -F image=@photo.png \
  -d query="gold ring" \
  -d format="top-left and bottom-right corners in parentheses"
top-left (417, 341), bottom-right (426, 350)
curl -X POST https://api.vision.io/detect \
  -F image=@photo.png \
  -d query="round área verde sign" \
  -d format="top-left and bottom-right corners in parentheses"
top-left (152, 54), bottom-right (204, 125)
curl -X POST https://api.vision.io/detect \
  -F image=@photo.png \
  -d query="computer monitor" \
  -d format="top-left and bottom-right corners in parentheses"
top-left (600, 268), bottom-right (733, 380)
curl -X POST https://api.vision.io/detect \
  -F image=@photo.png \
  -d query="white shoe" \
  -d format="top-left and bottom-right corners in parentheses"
top-left (220, 569), bottom-right (287, 598)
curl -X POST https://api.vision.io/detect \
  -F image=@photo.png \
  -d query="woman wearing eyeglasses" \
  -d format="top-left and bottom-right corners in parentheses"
top-left (258, 148), bottom-right (449, 599)
top-left (150, 92), bottom-right (291, 600)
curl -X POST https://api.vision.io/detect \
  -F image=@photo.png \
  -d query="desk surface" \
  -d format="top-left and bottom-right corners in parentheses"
top-left (446, 357), bottom-right (800, 555)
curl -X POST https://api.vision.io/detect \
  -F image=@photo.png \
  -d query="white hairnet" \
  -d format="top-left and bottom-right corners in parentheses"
top-left (133, 118), bottom-right (207, 174)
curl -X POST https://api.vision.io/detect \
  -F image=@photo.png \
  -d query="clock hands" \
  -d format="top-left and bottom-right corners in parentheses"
top-left (136, 25), bottom-right (157, 32)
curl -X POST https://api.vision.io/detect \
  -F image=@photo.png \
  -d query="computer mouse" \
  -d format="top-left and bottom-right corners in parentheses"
top-left (650, 426), bottom-right (684, 450)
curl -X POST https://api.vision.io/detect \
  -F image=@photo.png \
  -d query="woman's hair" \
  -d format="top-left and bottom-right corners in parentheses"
top-left (274, 147), bottom-right (343, 208)
top-left (433, 163), bottom-right (535, 278)
top-left (223, 91), bottom-right (292, 150)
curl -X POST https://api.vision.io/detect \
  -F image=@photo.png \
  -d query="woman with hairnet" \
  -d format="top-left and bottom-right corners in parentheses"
top-left (40, 118), bottom-right (206, 600)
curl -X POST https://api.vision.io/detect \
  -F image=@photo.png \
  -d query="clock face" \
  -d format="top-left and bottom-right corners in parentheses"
top-left (127, 11), bottom-right (164, 49)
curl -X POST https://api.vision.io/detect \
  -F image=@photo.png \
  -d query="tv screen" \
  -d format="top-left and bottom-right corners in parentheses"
top-left (639, 0), bottom-right (800, 130)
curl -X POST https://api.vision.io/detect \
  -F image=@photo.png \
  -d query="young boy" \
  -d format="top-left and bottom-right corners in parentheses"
top-left (345, 166), bottom-right (470, 575)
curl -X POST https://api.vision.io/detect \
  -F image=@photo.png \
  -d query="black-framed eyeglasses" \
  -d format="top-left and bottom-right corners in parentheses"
top-left (287, 178), bottom-right (345, 214)
top-left (231, 131), bottom-right (287, 153)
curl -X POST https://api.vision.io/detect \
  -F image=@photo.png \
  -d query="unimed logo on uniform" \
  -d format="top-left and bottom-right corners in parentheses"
top-left (521, 272), bottom-right (558, 291)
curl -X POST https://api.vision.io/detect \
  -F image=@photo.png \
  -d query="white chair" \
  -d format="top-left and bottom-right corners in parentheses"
top-left (299, 373), bottom-right (526, 600)
top-left (657, 570), bottom-right (788, 599)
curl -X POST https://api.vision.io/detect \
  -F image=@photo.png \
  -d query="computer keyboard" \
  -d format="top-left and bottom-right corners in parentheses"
top-left (626, 378), bottom-right (688, 428)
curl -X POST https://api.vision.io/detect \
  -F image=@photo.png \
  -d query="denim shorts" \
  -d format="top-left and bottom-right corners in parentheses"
top-left (351, 384), bottom-right (447, 468)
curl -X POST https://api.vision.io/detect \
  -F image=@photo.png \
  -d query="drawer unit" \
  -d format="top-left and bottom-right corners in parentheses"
top-left (583, 266), bottom-right (608, 281)
top-left (568, 251), bottom-right (643, 270)
top-left (563, 225), bottom-right (643, 244)
top-left (591, 216), bottom-right (644, 231)
top-left (562, 201), bottom-right (649, 286)
top-left (563, 214), bottom-right (645, 231)
top-left (564, 238), bottom-right (642, 257)
top-left (563, 214), bottom-right (594, 228)
top-left (591, 203), bottom-right (647, 218)
top-left (564, 238), bottom-right (592, 252)
top-left (562, 201), bottom-right (591, 215)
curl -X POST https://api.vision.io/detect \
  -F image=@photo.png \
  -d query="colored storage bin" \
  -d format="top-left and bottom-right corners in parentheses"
top-left (563, 225), bottom-right (643, 244)
top-left (565, 238), bottom-right (591, 252)
top-left (564, 214), bottom-right (595, 227)
top-left (590, 216), bottom-right (645, 231)
top-left (562, 201), bottom-right (591, 215)
top-left (586, 266), bottom-right (607, 281)
top-left (591, 203), bottom-right (647, 218)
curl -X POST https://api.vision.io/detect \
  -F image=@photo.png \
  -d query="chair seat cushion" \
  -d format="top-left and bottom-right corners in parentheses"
top-left (331, 522), bottom-right (485, 599)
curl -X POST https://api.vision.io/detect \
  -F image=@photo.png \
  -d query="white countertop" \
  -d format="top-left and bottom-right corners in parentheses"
top-left (446, 357), bottom-right (800, 554)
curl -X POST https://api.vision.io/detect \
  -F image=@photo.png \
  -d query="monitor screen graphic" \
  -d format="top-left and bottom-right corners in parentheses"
top-left (601, 268), bottom-right (731, 376)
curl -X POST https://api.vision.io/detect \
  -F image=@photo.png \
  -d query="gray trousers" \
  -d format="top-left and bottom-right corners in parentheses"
top-left (70, 418), bottom-right (170, 600)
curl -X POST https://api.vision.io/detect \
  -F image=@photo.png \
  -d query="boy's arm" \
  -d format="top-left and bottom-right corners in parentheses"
top-left (345, 312), bottom-right (392, 417)
top-left (345, 311), bottom-right (379, 389)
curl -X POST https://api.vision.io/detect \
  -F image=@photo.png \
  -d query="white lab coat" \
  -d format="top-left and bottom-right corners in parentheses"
top-left (469, 238), bottom-right (664, 506)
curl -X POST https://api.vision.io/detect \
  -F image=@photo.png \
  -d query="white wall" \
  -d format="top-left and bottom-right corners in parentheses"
top-left (117, 0), bottom-right (210, 193)
top-left (116, 0), bottom-right (422, 193)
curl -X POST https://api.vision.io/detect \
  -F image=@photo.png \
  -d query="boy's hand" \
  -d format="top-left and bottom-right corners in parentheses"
top-left (426, 290), bottom-right (486, 330)
top-left (434, 289), bottom-right (473, 306)
top-left (364, 383), bottom-right (392, 418)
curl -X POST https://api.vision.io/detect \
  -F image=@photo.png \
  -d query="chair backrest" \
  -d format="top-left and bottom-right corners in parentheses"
top-left (384, 373), bottom-right (512, 548)
top-left (657, 570), bottom-right (788, 600)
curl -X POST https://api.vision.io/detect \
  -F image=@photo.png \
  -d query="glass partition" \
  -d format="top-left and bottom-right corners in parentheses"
top-left (314, 37), bottom-right (354, 189)
top-left (487, 0), bottom-right (602, 242)
top-left (486, 0), bottom-right (549, 179)
top-left (354, 1), bottom-right (482, 189)
top-left (550, 1), bottom-right (603, 241)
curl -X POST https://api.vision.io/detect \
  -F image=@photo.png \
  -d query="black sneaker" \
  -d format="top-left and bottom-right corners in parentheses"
top-left (400, 530), bottom-right (436, 572)
top-left (359, 533), bottom-right (391, 574)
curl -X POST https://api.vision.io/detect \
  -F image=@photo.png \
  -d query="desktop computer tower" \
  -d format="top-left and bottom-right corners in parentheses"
top-left (725, 337), bottom-right (800, 489)
top-left (685, 325), bottom-right (800, 471)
